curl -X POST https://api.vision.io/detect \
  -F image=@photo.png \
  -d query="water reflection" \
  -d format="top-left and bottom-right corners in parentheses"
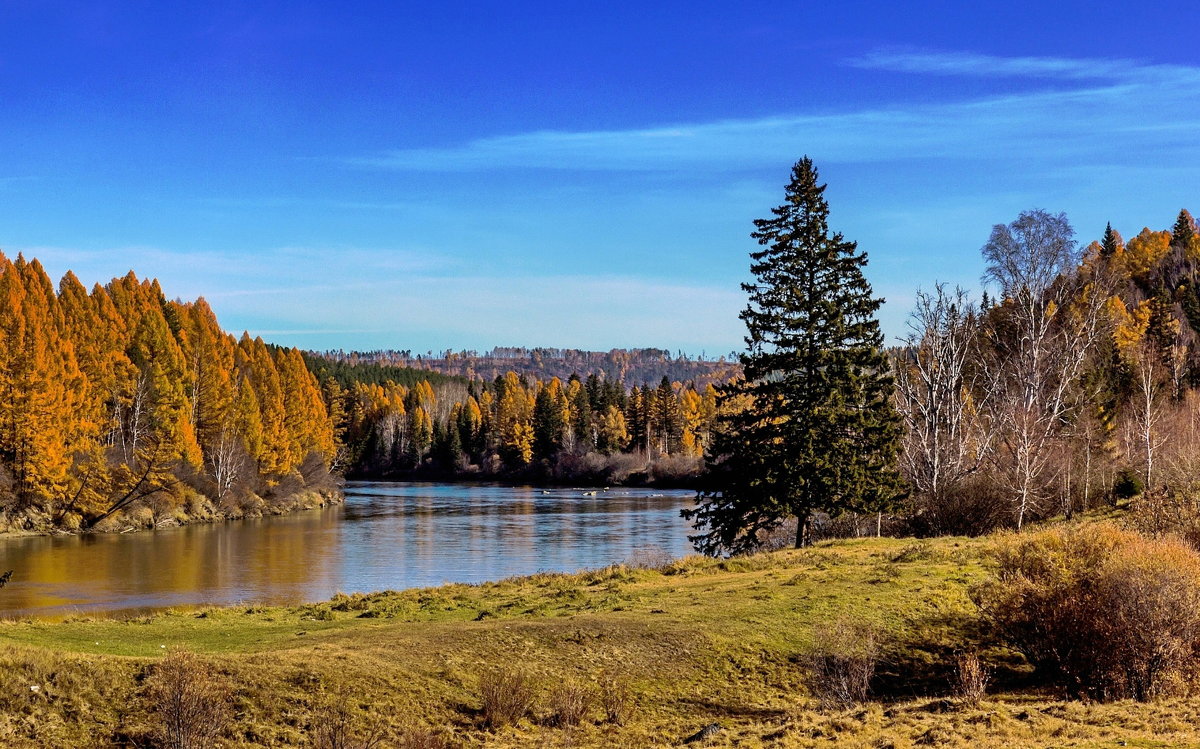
top-left (0, 483), bottom-right (696, 618)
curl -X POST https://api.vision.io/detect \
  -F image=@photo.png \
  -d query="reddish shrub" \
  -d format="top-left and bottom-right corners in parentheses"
top-left (975, 523), bottom-right (1200, 700)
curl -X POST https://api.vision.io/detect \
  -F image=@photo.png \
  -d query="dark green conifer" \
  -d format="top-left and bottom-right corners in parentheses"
top-left (1173, 209), bottom-right (1197, 247)
top-left (569, 381), bottom-right (593, 449)
top-left (1101, 222), bottom-right (1121, 258)
top-left (652, 376), bottom-right (683, 455)
top-left (684, 157), bottom-right (904, 554)
top-left (432, 421), bottom-right (462, 469)
top-left (532, 386), bottom-right (565, 461)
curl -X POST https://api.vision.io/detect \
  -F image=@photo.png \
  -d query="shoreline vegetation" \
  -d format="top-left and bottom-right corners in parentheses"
top-left (0, 254), bottom-right (339, 537)
top-left (1, 487), bottom-right (343, 537)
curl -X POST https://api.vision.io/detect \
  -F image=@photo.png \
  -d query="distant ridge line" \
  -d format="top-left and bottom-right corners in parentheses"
top-left (309, 347), bottom-right (741, 388)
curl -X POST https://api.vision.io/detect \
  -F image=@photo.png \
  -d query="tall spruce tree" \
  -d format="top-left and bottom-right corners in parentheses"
top-left (1172, 209), bottom-right (1197, 247)
top-left (684, 158), bottom-right (903, 554)
top-left (1101, 222), bottom-right (1121, 258)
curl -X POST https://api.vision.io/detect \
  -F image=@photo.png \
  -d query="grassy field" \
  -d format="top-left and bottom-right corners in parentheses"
top-left (1, 532), bottom-right (1198, 747)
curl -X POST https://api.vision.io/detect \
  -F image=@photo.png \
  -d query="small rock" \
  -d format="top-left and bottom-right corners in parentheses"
top-left (29, 685), bottom-right (40, 693)
top-left (682, 722), bottom-right (722, 744)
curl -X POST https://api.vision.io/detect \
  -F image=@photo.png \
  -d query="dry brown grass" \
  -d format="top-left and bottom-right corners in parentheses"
top-left (953, 651), bottom-right (991, 705)
top-left (395, 725), bottom-right (457, 749)
top-left (597, 675), bottom-right (633, 726)
top-left (310, 696), bottom-right (386, 749)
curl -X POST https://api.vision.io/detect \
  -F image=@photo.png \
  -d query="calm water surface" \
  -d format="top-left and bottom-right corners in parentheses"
top-left (0, 482), bottom-right (696, 618)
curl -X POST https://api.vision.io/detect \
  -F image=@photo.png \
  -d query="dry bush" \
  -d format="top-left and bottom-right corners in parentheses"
top-left (974, 523), bottom-right (1200, 700)
top-left (1129, 486), bottom-right (1200, 549)
top-left (952, 651), bottom-right (991, 705)
top-left (756, 516), bottom-right (799, 551)
top-left (647, 453), bottom-right (703, 483)
top-left (807, 618), bottom-right (879, 708)
top-left (546, 680), bottom-right (591, 727)
top-left (623, 546), bottom-right (674, 570)
top-left (597, 675), bottom-right (632, 725)
top-left (758, 511), bottom-right (909, 549)
top-left (144, 649), bottom-right (230, 749)
top-left (905, 477), bottom-right (1010, 537)
top-left (479, 669), bottom-right (537, 729)
top-left (550, 451), bottom-right (648, 484)
top-left (311, 696), bottom-right (385, 749)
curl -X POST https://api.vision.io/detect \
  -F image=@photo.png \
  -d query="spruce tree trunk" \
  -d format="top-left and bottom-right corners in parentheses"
top-left (794, 513), bottom-right (809, 549)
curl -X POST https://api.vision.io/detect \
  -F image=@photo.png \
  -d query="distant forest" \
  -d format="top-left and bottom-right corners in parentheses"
top-left (311, 347), bottom-right (740, 389)
top-left (314, 365), bottom-right (723, 486)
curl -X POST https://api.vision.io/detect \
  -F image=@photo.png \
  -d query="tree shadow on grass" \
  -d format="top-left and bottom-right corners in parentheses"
top-left (872, 613), bottom-right (1036, 702)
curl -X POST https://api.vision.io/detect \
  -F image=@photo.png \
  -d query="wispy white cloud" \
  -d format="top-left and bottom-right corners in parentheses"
top-left (346, 50), bottom-right (1200, 173)
top-left (16, 243), bottom-right (452, 298)
top-left (845, 49), bottom-right (1192, 81)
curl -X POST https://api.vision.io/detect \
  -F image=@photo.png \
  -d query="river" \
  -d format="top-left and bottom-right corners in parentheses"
top-left (0, 482), bottom-right (698, 618)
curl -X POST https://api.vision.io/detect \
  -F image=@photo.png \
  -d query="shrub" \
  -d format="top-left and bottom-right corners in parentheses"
top-left (623, 546), bottom-right (674, 570)
top-left (311, 696), bottom-right (385, 749)
top-left (396, 726), bottom-right (454, 749)
top-left (807, 618), bottom-right (879, 707)
top-left (974, 523), bottom-right (1200, 700)
top-left (597, 675), bottom-right (633, 725)
top-left (479, 669), bottom-right (537, 729)
top-left (144, 650), bottom-right (230, 749)
top-left (647, 454), bottom-right (703, 484)
top-left (1129, 485), bottom-right (1200, 550)
top-left (904, 477), bottom-right (1010, 537)
top-left (952, 651), bottom-right (991, 705)
top-left (547, 680), bottom-right (591, 727)
top-left (756, 516), bottom-right (799, 551)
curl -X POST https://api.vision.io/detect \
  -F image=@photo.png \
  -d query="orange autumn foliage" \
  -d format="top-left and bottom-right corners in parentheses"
top-left (0, 252), bottom-right (336, 529)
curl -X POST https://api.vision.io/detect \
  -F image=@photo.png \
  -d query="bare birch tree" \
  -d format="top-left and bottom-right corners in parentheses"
top-left (980, 210), bottom-right (1107, 529)
top-left (210, 425), bottom-right (249, 502)
top-left (893, 284), bottom-right (986, 507)
top-left (1127, 339), bottom-right (1169, 490)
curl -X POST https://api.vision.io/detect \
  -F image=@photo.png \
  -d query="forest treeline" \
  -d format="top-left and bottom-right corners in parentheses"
top-left (7, 207), bottom-right (1199, 533)
top-left (321, 370), bottom-right (721, 485)
top-left (314, 347), bottom-right (739, 389)
top-left (0, 253), bottom-right (337, 533)
top-left (892, 208), bottom-right (1200, 537)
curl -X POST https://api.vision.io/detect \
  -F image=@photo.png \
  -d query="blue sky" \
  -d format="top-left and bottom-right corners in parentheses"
top-left (1, 2), bottom-right (1198, 355)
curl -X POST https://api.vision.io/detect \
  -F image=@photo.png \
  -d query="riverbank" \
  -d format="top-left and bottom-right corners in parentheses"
top-left (346, 469), bottom-right (703, 491)
top-left (3, 532), bottom-right (1198, 747)
top-left (0, 487), bottom-right (343, 537)
top-left (349, 453), bottom-right (705, 490)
